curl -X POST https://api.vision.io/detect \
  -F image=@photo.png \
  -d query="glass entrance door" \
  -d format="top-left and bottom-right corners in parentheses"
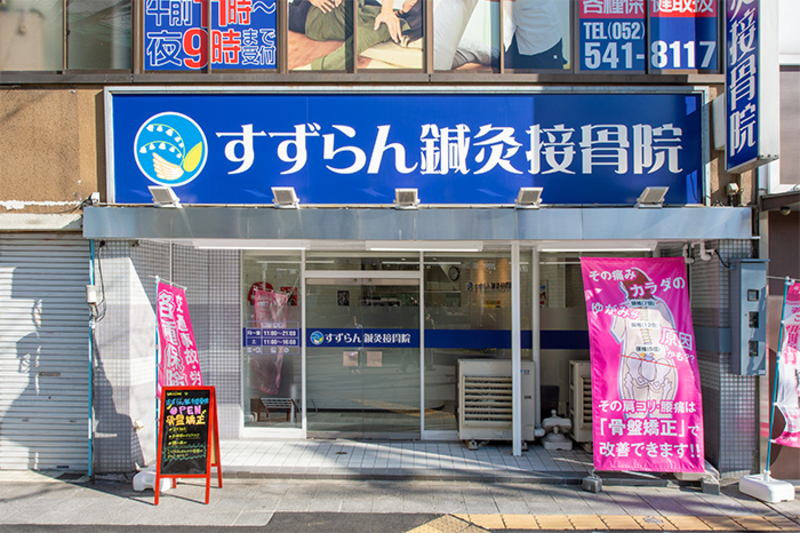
top-left (305, 276), bottom-right (420, 439)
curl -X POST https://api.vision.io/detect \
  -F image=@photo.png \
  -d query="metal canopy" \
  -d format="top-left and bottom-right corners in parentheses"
top-left (82, 206), bottom-right (752, 244)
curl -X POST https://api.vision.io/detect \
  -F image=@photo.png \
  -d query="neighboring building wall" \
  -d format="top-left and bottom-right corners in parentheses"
top-left (0, 88), bottom-right (103, 213)
top-left (692, 239), bottom-right (759, 476)
top-left (93, 242), bottom-right (240, 472)
top-left (93, 240), bottom-right (168, 472)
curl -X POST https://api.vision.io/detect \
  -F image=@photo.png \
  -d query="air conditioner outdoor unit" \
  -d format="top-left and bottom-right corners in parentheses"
top-left (457, 359), bottom-right (535, 446)
top-left (569, 360), bottom-right (592, 444)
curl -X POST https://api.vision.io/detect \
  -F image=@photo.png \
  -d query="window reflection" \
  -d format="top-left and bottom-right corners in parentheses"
top-left (1, 0), bottom-right (63, 71)
top-left (68, 0), bottom-right (131, 70)
top-left (289, 0), bottom-right (423, 71)
top-left (503, 0), bottom-right (568, 70)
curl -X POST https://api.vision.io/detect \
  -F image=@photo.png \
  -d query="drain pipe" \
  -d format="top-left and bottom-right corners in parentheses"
top-left (87, 239), bottom-right (96, 481)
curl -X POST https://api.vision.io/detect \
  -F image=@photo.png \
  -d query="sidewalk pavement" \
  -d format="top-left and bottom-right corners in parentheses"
top-left (2, 469), bottom-right (800, 532)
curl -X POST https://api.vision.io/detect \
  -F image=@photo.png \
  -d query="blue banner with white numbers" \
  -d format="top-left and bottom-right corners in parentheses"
top-left (109, 91), bottom-right (704, 205)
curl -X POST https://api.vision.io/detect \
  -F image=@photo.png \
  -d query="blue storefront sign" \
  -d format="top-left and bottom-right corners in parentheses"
top-left (145, 0), bottom-right (276, 71)
top-left (108, 91), bottom-right (704, 205)
top-left (725, 0), bottom-right (759, 173)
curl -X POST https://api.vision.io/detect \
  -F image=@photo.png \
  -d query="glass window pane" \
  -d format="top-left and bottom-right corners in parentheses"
top-left (1, 0), bottom-right (63, 71)
top-left (433, 0), bottom-right (498, 71)
top-left (423, 252), bottom-right (512, 432)
top-left (289, 0), bottom-right (354, 71)
top-left (242, 252), bottom-right (302, 429)
top-left (359, 0), bottom-right (424, 70)
top-left (505, 0), bottom-right (569, 71)
top-left (68, 0), bottom-right (131, 70)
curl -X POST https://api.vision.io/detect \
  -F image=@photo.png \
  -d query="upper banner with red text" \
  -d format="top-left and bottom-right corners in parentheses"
top-left (145, 0), bottom-right (277, 71)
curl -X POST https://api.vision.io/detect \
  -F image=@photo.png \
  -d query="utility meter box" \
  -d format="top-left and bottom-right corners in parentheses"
top-left (729, 259), bottom-right (768, 376)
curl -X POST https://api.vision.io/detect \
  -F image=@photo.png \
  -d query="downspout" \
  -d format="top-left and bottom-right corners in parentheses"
top-left (88, 239), bottom-right (95, 481)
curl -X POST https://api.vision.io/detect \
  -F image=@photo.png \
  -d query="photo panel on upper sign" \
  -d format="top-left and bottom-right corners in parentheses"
top-left (289, 0), bottom-right (424, 71)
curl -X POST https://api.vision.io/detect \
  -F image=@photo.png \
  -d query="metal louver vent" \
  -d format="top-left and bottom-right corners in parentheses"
top-left (462, 375), bottom-right (513, 428)
top-left (569, 360), bottom-right (592, 443)
top-left (581, 377), bottom-right (592, 425)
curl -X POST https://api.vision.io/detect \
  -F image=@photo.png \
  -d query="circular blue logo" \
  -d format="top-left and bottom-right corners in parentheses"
top-left (134, 112), bottom-right (207, 187)
top-left (310, 331), bottom-right (324, 345)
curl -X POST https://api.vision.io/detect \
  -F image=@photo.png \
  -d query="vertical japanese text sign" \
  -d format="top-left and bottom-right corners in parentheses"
top-left (155, 386), bottom-right (222, 505)
top-left (649, 0), bottom-right (718, 71)
top-left (157, 281), bottom-right (202, 398)
top-left (725, 0), bottom-right (759, 172)
top-left (581, 258), bottom-right (705, 473)
top-left (145, 0), bottom-right (277, 71)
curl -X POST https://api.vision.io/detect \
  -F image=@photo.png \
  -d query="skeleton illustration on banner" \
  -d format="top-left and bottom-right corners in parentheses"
top-left (250, 288), bottom-right (289, 395)
top-left (581, 257), bottom-right (704, 473)
top-left (774, 282), bottom-right (800, 448)
top-left (611, 268), bottom-right (678, 416)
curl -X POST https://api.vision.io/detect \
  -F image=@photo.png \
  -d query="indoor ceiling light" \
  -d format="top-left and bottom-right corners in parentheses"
top-left (148, 186), bottom-right (181, 208)
top-left (366, 241), bottom-right (483, 252)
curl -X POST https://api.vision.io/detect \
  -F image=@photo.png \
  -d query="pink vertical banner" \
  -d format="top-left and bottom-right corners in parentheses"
top-left (157, 281), bottom-right (202, 398)
top-left (580, 257), bottom-right (705, 473)
top-left (774, 282), bottom-right (800, 447)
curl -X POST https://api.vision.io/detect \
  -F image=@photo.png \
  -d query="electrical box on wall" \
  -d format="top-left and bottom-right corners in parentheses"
top-left (730, 260), bottom-right (768, 376)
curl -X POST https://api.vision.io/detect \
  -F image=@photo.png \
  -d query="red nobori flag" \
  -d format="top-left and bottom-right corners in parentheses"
top-left (157, 282), bottom-right (202, 398)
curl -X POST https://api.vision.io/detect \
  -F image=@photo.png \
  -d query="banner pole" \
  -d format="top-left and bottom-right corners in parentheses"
top-left (764, 277), bottom-right (791, 481)
top-left (155, 276), bottom-right (160, 452)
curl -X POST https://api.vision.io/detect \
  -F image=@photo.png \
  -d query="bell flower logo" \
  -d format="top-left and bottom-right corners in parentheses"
top-left (134, 112), bottom-right (207, 187)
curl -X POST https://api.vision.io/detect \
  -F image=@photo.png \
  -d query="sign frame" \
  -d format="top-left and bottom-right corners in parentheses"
top-left (104, 86), bottom-right (712, 207)
top-left (155, 386), bottom-right (222, 505)
top-left (724, 0), bottom-right (780, 174)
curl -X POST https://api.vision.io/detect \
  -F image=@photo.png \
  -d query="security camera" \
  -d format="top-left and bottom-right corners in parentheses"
top-left (780, 206), bottom-right (792, 216)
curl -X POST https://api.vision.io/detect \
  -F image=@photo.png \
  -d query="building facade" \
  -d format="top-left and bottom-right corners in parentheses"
top-left (0, 0), bottom-right (781, 479)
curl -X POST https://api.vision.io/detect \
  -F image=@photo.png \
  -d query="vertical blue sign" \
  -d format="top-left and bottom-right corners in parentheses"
top-left (144, 0), bottom-right (277, 71)
top-left (725, 0), bottom-right (758, 173)
top-left (649, 1), bottom-right (719, 71)
top-left (579, 0), bottom-right (647, 72)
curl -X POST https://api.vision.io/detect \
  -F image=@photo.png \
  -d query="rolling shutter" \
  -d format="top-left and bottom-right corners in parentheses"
top-left (0, 233), bottom-right (89, 470)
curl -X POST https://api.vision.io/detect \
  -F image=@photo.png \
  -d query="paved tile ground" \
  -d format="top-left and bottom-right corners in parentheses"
top-left (2, 470), bottom-right (800, 531)
top-left (220, 439), bottom-right (592, 481)
top-left (3, 441), bottom-right (800, 531)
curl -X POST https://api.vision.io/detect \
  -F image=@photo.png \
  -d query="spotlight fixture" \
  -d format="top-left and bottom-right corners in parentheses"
top-left (271, 187), bottom-right (299, 208)
top-left (394, 188), bottom-right (419, 209)
top-left (148, 186), bottom-right (181, 208)
top-left (636, 186), bottom-right (669, 208)
top-left (516, 187), bottom-right (543, 208)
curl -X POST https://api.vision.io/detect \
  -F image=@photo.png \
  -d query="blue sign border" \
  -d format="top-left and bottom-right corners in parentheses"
top-left (108, 90), bottom-right (706, 206)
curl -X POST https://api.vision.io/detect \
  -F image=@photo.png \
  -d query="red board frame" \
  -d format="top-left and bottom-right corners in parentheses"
top-left (155, 386), bottom-right (222, 505)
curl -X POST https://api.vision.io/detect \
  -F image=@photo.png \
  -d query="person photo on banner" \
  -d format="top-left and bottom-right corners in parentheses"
top-left (775, 283), bottom-right (800, 447)
top-left (249, 287), bottom-right (289, 396)
top-left (611, 268), bottom-right (678, 417)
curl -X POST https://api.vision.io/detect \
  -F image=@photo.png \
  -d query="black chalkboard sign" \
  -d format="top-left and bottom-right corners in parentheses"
top-left (155, 386), bottom-right (221, 505)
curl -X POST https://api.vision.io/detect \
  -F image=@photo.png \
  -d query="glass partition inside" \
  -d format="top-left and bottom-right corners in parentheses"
top-left (242, 252), bottom-right (302, 429)
top-left (423, 252), bottom-right (526, 431)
